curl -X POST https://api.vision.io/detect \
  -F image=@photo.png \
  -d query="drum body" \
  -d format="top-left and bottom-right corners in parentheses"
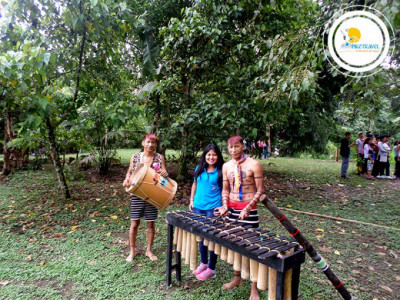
top-left (126, 163), bottom-right (177, 210)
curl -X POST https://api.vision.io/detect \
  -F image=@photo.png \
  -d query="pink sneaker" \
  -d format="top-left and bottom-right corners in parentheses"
top-left (193, 263), bottom-right (207, 275)
top-left (196, 268), bottom-right (216, 281)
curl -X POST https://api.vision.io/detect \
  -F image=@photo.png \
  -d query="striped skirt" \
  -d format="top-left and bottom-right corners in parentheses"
top-left (227, 200), bottom-right (259, 228)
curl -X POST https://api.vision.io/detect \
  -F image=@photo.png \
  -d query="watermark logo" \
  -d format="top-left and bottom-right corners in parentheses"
top-left (324, 6), bottom-right (395, 77)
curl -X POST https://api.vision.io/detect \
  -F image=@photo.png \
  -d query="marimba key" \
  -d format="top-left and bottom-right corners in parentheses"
top-left (203, 239), bottom-right (209, 246)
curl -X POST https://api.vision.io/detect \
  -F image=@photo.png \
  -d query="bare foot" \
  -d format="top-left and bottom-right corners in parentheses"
top-left (145, 251), bottom-right (158, 261)
top-left (222, 276), bottom-right (242, 290)
top-left (249, 282), bottom-right (260, 300)
top-left (126, 249), bottom-right (136, 262)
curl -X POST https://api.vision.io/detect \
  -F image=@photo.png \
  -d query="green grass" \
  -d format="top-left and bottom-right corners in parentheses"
top-left (1, 155), bottom-right (399, 299)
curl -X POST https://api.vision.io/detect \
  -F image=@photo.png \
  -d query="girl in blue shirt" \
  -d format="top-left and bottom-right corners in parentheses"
top-left (189, 143), bottom-right (224, 281)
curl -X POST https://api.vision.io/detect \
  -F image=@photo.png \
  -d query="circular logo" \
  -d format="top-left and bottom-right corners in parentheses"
top-left (325, 6), bottom-right (394, 77)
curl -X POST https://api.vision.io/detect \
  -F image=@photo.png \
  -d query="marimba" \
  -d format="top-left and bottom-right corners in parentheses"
top-left (166, 211), bottom-right (306, 300)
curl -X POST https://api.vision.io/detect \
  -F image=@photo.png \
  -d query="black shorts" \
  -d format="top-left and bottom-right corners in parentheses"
top-left (130, 195), bottom-right (158, 222)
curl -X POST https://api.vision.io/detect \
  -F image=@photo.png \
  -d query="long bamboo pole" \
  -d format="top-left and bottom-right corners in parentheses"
top-left (260, 194), bottom-right (353, 300)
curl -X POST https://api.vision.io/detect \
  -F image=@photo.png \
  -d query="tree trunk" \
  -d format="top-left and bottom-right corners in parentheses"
top-left (3, 108), bottom-right (14, 175)
top-left (151, 94), bottom-right (160, 133)
top-left (46, 117), bottom-right (71, 199)
top-left (177, 76), bottom-right (192, 180)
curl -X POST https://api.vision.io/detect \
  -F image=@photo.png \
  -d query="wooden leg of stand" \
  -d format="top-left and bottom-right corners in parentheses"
top-left (291, 265), bottom-right (301, 300)
top-left (166, 224), bottom-right (173, 286)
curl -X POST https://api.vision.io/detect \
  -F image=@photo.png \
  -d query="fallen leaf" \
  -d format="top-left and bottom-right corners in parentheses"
top-left (105, 232), bottom-right (111, 237)
top-left (334, 250), bottom-right (340, 255)
top-left (88, 260), bottom-right (96, 265)
top-left (110, 216), bottom-right (118, 220)
top-left (319, 246), bottom-right (332, 253)
top-left (317, 228), bottom-right (325, 232)
top-left (306, 187), bottom-right (311, 190)
top-left (368, 266), bottom-right (375, 271)
top-left (71, 225), bottom-right (80, 231)
top-left (96, 198), bottom-right (101, 201)
top-left (395, 275), bottom-right (400, 281)
top-left (91, 219), bottom-right (96, 223)
top-left (286, 205), bottom-right (292, 208)
top-left (39, 261), bottom-right (45, 266)
top-left (71, 209), bottom-right (77, 213)
top-left (352, 270), bottom-right (360, 274)
top-left (27, 255), bottom-right (32, 261)
top-left (0, 280), bottom-right (10, 286)
top-left (380, 285), bottom-right (393, 293)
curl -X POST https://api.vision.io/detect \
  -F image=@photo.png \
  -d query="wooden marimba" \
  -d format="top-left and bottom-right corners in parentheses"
top-left (166, 211), bottom-right (306, 300)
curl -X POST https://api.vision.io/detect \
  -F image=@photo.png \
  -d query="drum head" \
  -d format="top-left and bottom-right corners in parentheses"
top-left (130, 164), bottom-right (145, 187)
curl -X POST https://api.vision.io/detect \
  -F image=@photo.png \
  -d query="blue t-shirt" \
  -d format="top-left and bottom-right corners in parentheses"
top-left (369, 149), bottom-right (375, 161)
top-left (193, 166), bottom-right (222, 210)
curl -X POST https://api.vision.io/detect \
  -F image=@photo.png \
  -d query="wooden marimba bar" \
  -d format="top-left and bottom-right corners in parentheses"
top-left (166, 211), bottom-right (306, 300)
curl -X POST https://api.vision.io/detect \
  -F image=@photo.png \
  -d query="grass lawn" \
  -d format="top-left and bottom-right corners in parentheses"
top-left (0, 153), bottom-right (399, 299)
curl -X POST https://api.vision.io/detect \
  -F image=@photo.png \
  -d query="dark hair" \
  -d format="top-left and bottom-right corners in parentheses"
top-left (363, 137), bottom-right (371, 146)
top-left (345, 132), bottom-right (351, 136)
top-left (194, 144), bottom-right (225, 188)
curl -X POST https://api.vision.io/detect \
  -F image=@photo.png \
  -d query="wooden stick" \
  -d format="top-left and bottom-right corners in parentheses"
top-left (260, 194), bottom-right (353, 300)
top-left (281, 207), bottom-right (400, 232)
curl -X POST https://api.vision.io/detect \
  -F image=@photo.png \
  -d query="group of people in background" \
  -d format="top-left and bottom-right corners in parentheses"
top-left (340, 131), bottom-right (400, 180)
top-left (244, 138), bottom-right (276, 159)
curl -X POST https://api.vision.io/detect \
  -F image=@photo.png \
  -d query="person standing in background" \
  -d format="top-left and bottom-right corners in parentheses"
top-left (340, 132), bottom-right (355, 179)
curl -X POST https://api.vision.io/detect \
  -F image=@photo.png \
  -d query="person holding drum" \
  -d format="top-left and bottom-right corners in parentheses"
top-left (122, 133), bottom-right (168, 262)
top-left (214, 135), bottom-right (264, 300)
top-left (189, 143), bottom-right (225, 280)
